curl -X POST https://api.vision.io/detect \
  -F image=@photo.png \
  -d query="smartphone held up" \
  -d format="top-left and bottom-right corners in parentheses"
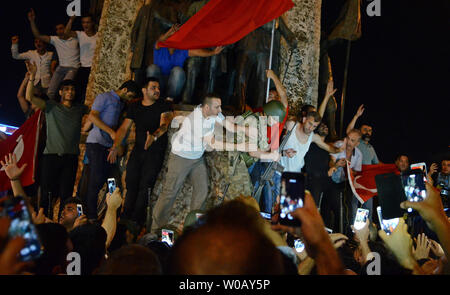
top-left (279, 172), bottom-right (305, 227)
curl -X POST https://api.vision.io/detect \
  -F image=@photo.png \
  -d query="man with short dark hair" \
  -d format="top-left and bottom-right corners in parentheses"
top-left (395, 154), bottom-right (410, 174)
top-left (25, 61), bottom-right (89, 218)
top-left (151, 94), bottom-right (246, 233)
top-left (84, 80), bottom-right (139, 220)
top-left (109, 78), bottom-right (173, 230)
top-left (64, 14), bottom-right (98, 103)
top-left (28, 9), bottom-right (80, 100)
top-left (59, 198), bottom-right (85, 231)
top-left (281, 111), bottom-right (340, 174)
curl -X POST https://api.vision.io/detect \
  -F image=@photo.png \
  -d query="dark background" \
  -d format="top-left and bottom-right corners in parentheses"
top-left (0, 0), bottom-right (448, 166)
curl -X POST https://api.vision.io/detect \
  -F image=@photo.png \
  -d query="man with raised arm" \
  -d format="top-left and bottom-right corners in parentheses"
top-left (346, 104), bottom-right (380, 165)
top-left (25, 61), bottom-right (89, 218)
top-left (11, 35), bottom-right (55, 94)
top-left (64, 15), bottom-right (98, 103)
top-left (28, 9), bottom-right (80, 100)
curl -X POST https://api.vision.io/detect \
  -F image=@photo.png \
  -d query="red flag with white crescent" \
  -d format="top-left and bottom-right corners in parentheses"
top-left (0, 111), bottom-right (42, 192)
top-left (347, 162), bottom-right (399, 204)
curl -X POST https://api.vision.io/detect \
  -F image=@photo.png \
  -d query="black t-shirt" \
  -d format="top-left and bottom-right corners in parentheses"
top-left (126, 99), bottom-right (172, 152)
top-left (304, 142), bottom-right (331, 179)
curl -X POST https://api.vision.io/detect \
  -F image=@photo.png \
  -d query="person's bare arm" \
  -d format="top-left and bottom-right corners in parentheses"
top-left (312, 133), bottom-right (340, 153)
top-left (319, 80), bottom-right (337, 118)
top-left (189, 46), bottom-right (224, 57)
top-left (155, 24), bottom-right (180, 49)
top-left (17, 73), bottom-right (31, 114)
top-left (88, 110), bottom-right (116, 141)
top-left (25, 61), bottom-right (46, 110)
top-left (346, 104), bottom-right (364, 135)
top-left (0, 154), bottom-right (27, 198)
top-left (107, 118), bottom-right (133, 163)
top-left (101, 188), bottom-right (122, 248)
top-left (50, 59), bottom-right (57, 75)
top-left (11, 36), bottom-right (32, 60)
top-left (144, 111), bottom-right (174, 150)
top-left (63, 16), bottom-right (77, 39)
top-left (266, 69), bottom-right (288, 108)
top-left (27, 9), bottom-right (50, 43)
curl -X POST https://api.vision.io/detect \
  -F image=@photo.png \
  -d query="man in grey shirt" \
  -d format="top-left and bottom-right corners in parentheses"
top-left (26, 61), bottom-right (89, 218)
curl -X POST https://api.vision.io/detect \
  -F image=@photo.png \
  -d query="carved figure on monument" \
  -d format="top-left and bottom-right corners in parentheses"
top-left (234, 18), bottom-right (298, 112)
top-left (130, 0), bottom-right (190, 87)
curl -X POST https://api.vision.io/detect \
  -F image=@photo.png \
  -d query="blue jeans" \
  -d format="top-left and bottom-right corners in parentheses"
top-left (47, 66), bottom-right (78, 100)
top-left (146, 65), bottom-right (186, 100)
top-left (249, 161), bottom-right (281, 213)
top-left (85, 143), bottom-right (115, 219)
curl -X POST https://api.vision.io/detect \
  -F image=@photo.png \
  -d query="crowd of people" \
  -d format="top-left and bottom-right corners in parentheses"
top-left (0, 6), bottom-right (449, 276)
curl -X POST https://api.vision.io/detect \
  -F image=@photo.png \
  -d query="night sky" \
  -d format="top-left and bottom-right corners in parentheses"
top-left (0, 0), bottom-right (448, 166)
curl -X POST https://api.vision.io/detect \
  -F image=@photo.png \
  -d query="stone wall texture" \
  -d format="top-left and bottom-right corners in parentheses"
top-left (280, 0), bottom-right (322, 115)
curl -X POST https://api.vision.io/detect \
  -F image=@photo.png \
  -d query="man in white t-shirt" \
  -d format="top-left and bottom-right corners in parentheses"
top-left (151, 94), bottom-right (246, 233)
top-left (11, 35), bottom-right (55, 92)
top-left (64, 15), bottom-right (98, 103)
top-left (28, 9), bottom-right (80, 100)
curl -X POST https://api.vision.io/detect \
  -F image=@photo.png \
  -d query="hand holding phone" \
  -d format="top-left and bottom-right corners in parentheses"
top-left (279, 172), bottom-right (305, 227)
top-left (107, 178), bottom-right (116, 195)
top-left (0, 197), bottom-right (43, 262)
top-left (376, 206), bottom-right (399, 235)
top-left (353, 208), bottom-right (369, 231)
top-left (161, 229), bottom-right (174, 246)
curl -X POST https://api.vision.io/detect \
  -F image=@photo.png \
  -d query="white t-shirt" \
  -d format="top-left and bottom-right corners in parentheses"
top-left (11, 44), bottom-right (53, 88)
top-left (76, 31), bottom-right (97, 67)
top-left (171, 106), bottom-right (224, 160)
top-left (280, 128), bottom-right (314, 173)
top-left (50, 36), bottom-right (80, 68)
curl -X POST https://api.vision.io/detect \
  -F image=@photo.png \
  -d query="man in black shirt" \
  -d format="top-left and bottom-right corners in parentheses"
top-left (304, 123), bottom-right (339, 231)
top-left (109, 77), bottom-right (173, 229)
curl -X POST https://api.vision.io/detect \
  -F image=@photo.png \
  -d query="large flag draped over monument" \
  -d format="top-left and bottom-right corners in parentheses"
top-left (347, 163), bottom-right (400, 203)
top-left (0, 111), bottom-right (42, 191)
top-left (159, 0), bottom-right (295, 49)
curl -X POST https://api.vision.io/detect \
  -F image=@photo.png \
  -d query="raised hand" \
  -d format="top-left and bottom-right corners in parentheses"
top-left (355, 104), bottom-right (365, 118)
top-left (412, 233), bottom-right (431, 261)
top-left (325, 79), bottom-right (337, 98)
top-left (27, 9), bottom-right (36, 22)
top-left (400, 183), bottom-right (447, 232)
top-left (106, 187), bottom-right (123, 210)
top-left (25, 60), bottom-right (37, 77)
top-left (378, 218), bottom-right (417, 270)
top-left (11, 36), bottom-right (19, 44)
top-left (0, 153), bottom-right (27, 181)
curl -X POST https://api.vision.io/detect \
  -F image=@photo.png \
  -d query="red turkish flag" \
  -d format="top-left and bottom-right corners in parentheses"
top-left (159, 0), bottom-right (294, 49)
top-left (347, 163), bottom-right (400, 203)
top-left (0, 111), bottom-right (42, 191)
